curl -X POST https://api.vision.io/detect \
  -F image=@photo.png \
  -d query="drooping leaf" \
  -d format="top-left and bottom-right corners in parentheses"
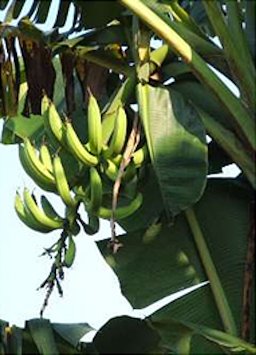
top-left (137, 83), bottom-right (208, 215)
top-left (53, 1), bottom-right (72, 28)
top-left (12, 0), bottom-right (38, 20)
top-left (34, 0), bottom-right (51, 24)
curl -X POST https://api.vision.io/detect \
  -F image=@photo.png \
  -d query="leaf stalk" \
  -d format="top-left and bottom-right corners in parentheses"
top-left (185, 207), bottom-right (237, 336)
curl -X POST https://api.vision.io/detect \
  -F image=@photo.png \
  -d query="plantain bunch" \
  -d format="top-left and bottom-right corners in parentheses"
top-left (14, 93), bottom-right (149, 310)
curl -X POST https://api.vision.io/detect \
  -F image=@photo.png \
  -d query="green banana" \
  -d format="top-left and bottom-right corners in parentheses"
top-left (65, 205), bottom-right (80, 236)
top-left (123, 161), bottom-right (137, 183)
top-left (64, 235), bottom-right (76, 268)
top-left (104, 106), bottom-right (127, 158)
top-left (23, 188), bottom-right (63, 230)
top-left (123, 175), bottom-right (138, 199)
top-left (39, 142), bottom-right (53, 173)
top-left (98, 192), bottom-right (143, 220)
top-left (87, 167), bottom-right (103, 213)
top-left (65, 121), bottom-right (99, 167)
top-left (132, 144), bottom-right (149, 167)
top-left (84, 213), bottom-right (100, 235)
top-left (40, 195), bottom-right (64, 223)
top-left (101, 110), bottom-right (116, 144)
top-left (46, 100), bottom-right (66, 146)
top-left (101, 159), bottom-right (119, 182)
top-left (111, 153), bottom-right (123, 166)
top-left (143, 221), bottom-right (162, 244)
top-left (87, 92), bottom-right (102, 155)
top-left (53, 154), bottom-right (76, 208)
top-left (41, 95), bottom-right (49, 116)
top-left (14, 191), bottom-right (53, 233)
top-left (69, 219), bottom-right (81, 236)
top-left (19, 140), bottom-right (56, 192)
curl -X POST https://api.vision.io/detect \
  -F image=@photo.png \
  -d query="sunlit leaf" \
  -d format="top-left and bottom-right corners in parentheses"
top-left (137, 83), bottom-right (208, 215)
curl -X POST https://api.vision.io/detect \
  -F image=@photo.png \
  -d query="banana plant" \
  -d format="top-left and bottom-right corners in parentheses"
top-left (0, 0), bottom-right (255, 353)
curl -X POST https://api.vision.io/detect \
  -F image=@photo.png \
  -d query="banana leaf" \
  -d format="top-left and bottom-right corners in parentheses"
top-left (98, 178), bottom-right (255, 352)
top-left (137, 83), bottom-right (208, 216)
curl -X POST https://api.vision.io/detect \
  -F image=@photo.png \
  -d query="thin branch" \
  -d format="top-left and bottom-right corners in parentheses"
top-left (109, 113), bottom-right (140, 253)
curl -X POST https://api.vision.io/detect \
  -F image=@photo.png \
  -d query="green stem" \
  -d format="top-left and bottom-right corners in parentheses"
top-left (119, 0), bottom-right (255, 151)
top-left (184, 207), bottom-right (237, 336)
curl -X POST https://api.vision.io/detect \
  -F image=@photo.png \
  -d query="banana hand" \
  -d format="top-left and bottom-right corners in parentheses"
top-left (23, 188), bottom-right (63, 231)
top-left (19, 140), bottom-right (56, 192)
top-left (15, 191), bottom-right (53, 233)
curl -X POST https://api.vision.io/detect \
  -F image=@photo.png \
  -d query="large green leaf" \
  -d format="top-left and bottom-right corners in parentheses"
top-left (137, 83), bottom-right (208, 215)
top-left (98, 178), bottom-right (254, 352)
top-left (27, 318), bottom-right (59, 355)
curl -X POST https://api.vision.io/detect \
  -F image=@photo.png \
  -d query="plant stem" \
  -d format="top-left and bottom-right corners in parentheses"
top-left (184, 207), bottom-right (237, 336)
top-left (119, 0), bottom-right (255, 151)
